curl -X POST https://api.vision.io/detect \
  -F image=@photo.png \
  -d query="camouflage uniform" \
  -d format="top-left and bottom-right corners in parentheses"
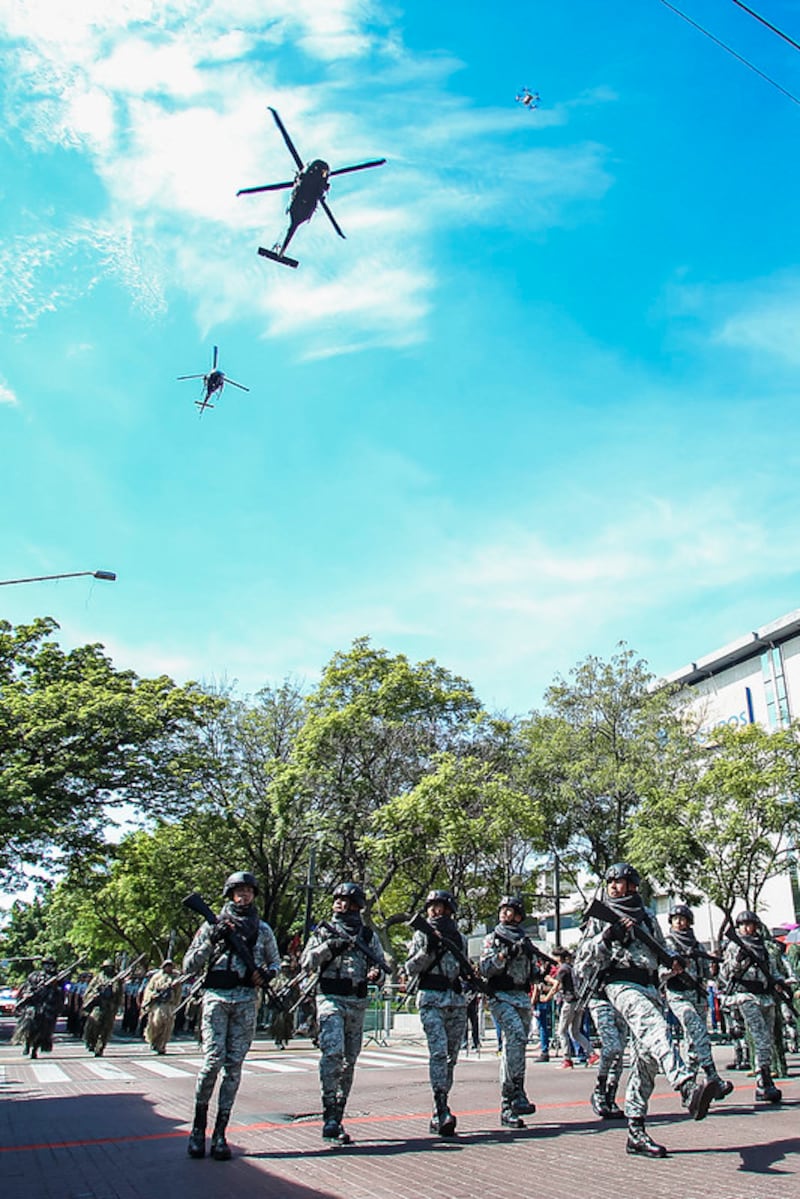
top-left (720, 925), bottom-right (785, 1101)
top-left (405, 924), bottom-right (467, 1129)
top-left (479, 925), bottom-right (541, 1123)
top-left (301, 916), bottom-right (388, 1130)
top-left (582, 911), bottom-right (694, 1120)
top-left (183, 916), bottom-right (279, 1111)
top-left (587, 996), bottom-right (628, 1106)
top-left (141, 966), bottom-right (183, 1055)
top-left (82, 968), bottom-right (123, 1057)
top-left (663, 929), bottom-right (721, 1086)
top-left (12, 966), bottom-right (63, 1059)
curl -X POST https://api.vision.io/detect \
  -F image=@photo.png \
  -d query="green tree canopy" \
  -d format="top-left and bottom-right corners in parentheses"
top-left (0, 617), bottom-right (215, 886)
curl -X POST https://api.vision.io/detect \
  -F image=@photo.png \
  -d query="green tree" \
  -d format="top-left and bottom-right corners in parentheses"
top-left (629, 721), bottom-right (800, 917)
top-left (0, 617), bottom-right (214, 885)
top-left (518, 644), bottom-right (701, 888)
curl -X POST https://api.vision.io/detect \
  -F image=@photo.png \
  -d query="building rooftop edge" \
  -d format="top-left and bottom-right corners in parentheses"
top-left (660, 605), bottom-right (800, 686)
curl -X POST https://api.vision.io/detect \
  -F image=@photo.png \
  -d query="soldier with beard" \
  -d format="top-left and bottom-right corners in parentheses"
top-left (479, 896), bottom-right (542, 1128)
top-left (12, 958), bottom-right (63, 1059)
top-left (301, 882), bottom-right (389, 1146)
top-left (405, 889), bottom-right (468, 1138)
top-left (719, 910), bottom-right (786, 1105)
top-left (183, 871), bottom-right (280, 1161)
top-left (664, 903), bottom-right (732, 1102)
top-left (581, 863), bottom-right (721, 1159)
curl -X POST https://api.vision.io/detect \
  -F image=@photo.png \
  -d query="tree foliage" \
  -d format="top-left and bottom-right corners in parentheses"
top-left (0, 617), bottom-right (214, 885)
top-left (629, 722), bottom-right (800, 917)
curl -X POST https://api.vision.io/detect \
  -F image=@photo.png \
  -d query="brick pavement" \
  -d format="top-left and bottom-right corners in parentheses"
top-left (1, 1024), bottom-right (797, 1199)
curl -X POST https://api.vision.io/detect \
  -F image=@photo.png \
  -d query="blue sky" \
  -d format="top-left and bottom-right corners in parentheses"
top-left (2, 0), bottom-right (800, 716)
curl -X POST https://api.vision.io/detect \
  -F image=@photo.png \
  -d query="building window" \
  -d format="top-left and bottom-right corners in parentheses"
top-left (761, 646), bottom-right (790, 729)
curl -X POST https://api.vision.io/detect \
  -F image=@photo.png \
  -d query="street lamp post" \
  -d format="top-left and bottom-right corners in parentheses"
top-left (0, 570), bottom-right (117, 586)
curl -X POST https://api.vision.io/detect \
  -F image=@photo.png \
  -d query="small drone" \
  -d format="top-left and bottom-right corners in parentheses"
top-left (177, 346), bottom-right (249, 413)
top-left (516, 88), bottom-right (540, 110)
top-left (237, 107), bottom-right (386, 268)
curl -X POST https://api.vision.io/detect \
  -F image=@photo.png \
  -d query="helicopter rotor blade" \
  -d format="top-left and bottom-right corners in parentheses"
top-left (320, 197), bottom-right (345, 239)
top-left (268, 106), bottom-right (305, 172)
top-left (237, 181), bottom-right (294, 196)
top-left (177, 373), bottom-right (205, 380)
top-left (212, 346), bottom-right (218, 369)
top-left (224, 379), bottom-right (250, 392)
top-left (329, 158), bottom-right (386, 177)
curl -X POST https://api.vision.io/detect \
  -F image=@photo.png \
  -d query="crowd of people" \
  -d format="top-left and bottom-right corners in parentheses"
top-left (7, 862), bottom-right (799, 1165)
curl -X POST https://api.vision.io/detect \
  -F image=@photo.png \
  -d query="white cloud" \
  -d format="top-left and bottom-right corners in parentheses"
top-left (0, 378), bottom-right (18, 405)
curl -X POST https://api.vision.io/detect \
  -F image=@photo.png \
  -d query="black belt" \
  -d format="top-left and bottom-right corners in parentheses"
top-left (419, 973), bottom-right (461, 993)
top-left (487, 975), bottom-right (529, 995)
top-left (205, 969), bottom-right (253, 990)
top-left (605, 966), bottom-right (657, 988)
top-left (320, 978), bottom-right (368, 998)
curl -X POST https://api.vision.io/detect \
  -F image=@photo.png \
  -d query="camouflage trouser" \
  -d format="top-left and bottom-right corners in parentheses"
top-left (605, 981), bottom-right (691, 1120)
top-left (665, 989), bottom-right (717, 1078)
top-left (589, 997), bottom-right (627, 1087)
top-left (725, 992), bottom-right (775, 1070)
top-left (556, 998), bottom-right (591, 1060)
top-left (488, 996), bottom-right (532, 1111)
top-left (195, 990), bottom-right (257, 1110)
top-left (316, 994), bottom-right (367, 1113)
top-left (145, 1004), bottom-right (176, 1053)
top-left (84, 1005), bottom-right (116, 1054)
top-left (420, 1003), bottom-right (466, 1097)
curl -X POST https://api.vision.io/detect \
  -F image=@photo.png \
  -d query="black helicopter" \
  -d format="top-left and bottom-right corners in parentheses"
top-left (177, 346), bottom-right (249, 413)
top-left (237, 107), bottom-right (386, 268)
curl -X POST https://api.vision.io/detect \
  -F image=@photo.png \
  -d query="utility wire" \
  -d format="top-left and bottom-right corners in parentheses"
top-left (728, 0), bottom-right (800, 56)
top-left (658, 0), bottom-right (800, 105)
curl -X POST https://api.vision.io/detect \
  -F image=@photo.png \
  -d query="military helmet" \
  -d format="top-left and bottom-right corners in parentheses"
top-left (605, 862), bottom-right (640, 887)
top-left (425, 889), bottom-right (457, 915)
top-left (101, 960), bottom-right (114, 971)
top-left (41, 957), bottom-right (57, 970)
top-left (332, 882), bottom-right (367, 910)
top-left (498, 894), bottom-right (525, 917)
top-left (222, 871), bottom-right (259, 898)
top-left (668, 903), bottom-right (693, 924)
top-left (735, 909), bottom-right (759, 927)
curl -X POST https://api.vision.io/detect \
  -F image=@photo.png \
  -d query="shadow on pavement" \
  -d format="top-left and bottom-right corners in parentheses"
top-left (1, 1091), bottom-right (340, 1199)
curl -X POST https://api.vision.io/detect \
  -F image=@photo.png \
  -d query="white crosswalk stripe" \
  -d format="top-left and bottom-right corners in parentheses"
top-left (31, 1063), bottom-right (70, 1083)
top-left (84, 1062), bottom-right (135, 1080)
top-left (246, 1059), bottom-right (306, 1073)
top-left (135, 1059), bottom-right (199, 1078)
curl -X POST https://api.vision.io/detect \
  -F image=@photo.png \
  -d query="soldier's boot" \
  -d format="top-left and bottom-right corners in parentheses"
top-left (187, 1103), bottom-right (208, 1159)
top-left (679, 1075), bottom-right (716, 1122)
top-left (513, 1079), bottom-right (537, 1112)
top-left (707, 1069), bottom-right (733, 1101)
top-left (432, 1089), bottom-right (456, 1137)
top-left (604, 1080), bottom-right (625, 1119)
top-left (626, 1118), bottom-right (667, 1159)
top-left (590, 1081), bottom-right (613, 1118)
top-left (210, 1109), bottom-right (232, 1161)
top-left (30, 1044), bottom-right (38, 1060)
top-left (500, 1083), bottom-right (524, 1128)
top-left (755, 1067), bottom-right (782, 1104)
top-left (322, 1103), bottom-right (342, 1142)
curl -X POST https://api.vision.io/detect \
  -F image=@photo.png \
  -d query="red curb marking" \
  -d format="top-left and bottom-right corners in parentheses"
top-left (0, 1080), bottom-right (776, 1155)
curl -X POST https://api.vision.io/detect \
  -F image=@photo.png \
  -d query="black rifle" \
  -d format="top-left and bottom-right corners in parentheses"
top-left (317, 919), bottom-right (390, 975)
top-left (584, 898), bottom-right (697, 983)
top-left (720, 913), bottom-right (798, 1019)
top-left (408, 912), bottom-right (487, 994)
top-left (82, 954), bottom-right (146, 1014)
top-left (493, 925), bottom-right (558, 971)
top-left (15, 957), bottom-right (84, 1010)
top-left (182, 892), bottom-right (286, 1010)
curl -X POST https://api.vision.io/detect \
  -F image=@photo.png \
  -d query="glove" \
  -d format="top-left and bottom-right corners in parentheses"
top-left (504, 940), bottom-right (520, 960)
top-left (326, 936), bottom-right (352, 957)
top-left (602, 921), bottom-right (626, 945)
top-left (210, 922), bottom-right (229, 944)
top-left (257, 966), bottom-right (278, 986)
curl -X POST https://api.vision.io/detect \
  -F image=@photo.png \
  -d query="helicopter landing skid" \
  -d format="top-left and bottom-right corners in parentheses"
top-left (258, 246), bottom-right (299, 269)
